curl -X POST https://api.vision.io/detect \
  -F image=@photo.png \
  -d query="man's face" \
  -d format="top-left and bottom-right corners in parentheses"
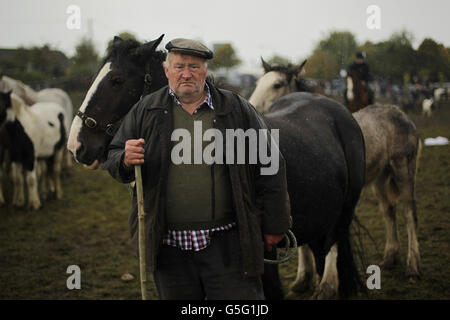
top-left (164, 53), bottom-right (208, 99)
top-left (356, 57), bottom-right (364, 64)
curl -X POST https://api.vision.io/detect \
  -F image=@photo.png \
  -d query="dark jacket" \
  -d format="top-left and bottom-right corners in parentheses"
top-left (103, 81), bottom-right (292, 277)
top-left (348, 62), bottom-right (370, 82)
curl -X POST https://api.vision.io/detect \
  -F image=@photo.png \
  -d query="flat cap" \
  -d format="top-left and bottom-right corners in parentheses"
top-left (165, 38), bottom-right (213, 60)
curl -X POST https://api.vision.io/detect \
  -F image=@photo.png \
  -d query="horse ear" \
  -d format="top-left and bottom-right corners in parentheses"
top-left (148, 34), bottom-right (164, 51)
top-left (288, 59), bottom-right (307, 79)
top-left (299, 59), bottom-right (307, 72)
top-left (298, 59), bottom-right (307, 76)
top-left (113, 36), bottom-right (123, 45)
top-left (135, 34), bottom-right (165, 58)
top-left (261, 57), bottom-right (272, 73)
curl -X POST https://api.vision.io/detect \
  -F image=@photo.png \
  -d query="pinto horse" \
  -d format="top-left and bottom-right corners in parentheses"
top-left (345, 71), bottom-right (370, 113)
top-left (249, 59), bottom-right (422, 282)
top-left (0, 74), bottom-right (74, 168)
top-left (68, 35), bottom-right (366, 299)
top-left (0, 91), bottom-right (66, 210)
top-left (67, 35), bottom-right (167, 168)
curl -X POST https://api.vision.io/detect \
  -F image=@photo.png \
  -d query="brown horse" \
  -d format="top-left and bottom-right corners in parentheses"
top-left (345, 71), bottom-right (370, 113)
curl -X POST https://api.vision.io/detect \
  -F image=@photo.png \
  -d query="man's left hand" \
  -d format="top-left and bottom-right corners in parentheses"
top-left (263, 234), bottom-right (285, 252)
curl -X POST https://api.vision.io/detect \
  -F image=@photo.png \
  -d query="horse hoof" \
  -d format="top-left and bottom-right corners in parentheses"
top-left (311, 283), bottom-right (338, 300)
top-left (29, 200), bottom-right (42, 211)
top-left (380, 255), bottom-right (400, 270)
top-left (13, 200), bottom-right (25, 208)
top-left (289, 279), bottom-right (312, 294)
top-left (408, 277), bottom-right (418, 284)
top-left (285, 290), bottom-right (300, 300)
top-left (405, 267), bottom-right (421, 281)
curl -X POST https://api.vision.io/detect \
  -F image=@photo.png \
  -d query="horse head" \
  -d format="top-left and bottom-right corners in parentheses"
top-left (249, 58), bottom-right (307, 113)
top-left (67, 34), bottom-right (167, 168)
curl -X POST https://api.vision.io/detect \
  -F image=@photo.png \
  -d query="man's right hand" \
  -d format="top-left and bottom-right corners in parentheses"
top-left (124, 138), bottom-right (145, 168)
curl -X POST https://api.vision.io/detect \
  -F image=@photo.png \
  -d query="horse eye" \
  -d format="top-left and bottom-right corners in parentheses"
top-left (111, 76), bottom-right (124, 87)
top-left (273, 83), bottom-right (284, 89)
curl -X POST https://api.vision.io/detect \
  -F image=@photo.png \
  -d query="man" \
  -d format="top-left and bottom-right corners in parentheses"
top-left (347, 51), bottom-right (374, 104)
top-left (103, 38), bottom-right (291, 299)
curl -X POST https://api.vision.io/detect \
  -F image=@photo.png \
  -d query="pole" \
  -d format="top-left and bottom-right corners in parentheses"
top-left (134, 164), bottom-right (148, 300)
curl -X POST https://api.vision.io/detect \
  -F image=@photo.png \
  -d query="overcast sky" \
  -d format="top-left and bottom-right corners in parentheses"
top-left (1, 0), bottom-right (449, 73)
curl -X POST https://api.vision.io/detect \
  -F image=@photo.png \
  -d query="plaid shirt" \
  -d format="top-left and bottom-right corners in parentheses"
top-left (163, 83), bottom-right (235, 251)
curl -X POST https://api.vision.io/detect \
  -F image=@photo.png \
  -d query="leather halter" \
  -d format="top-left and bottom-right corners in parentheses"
top-left (75, 110), bottom-right (122, 136)
top-left (76, 61), bottom-right (153, 137)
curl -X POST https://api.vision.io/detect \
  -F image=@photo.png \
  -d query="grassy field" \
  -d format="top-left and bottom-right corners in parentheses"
top-left (0, 93), bottom-right (449, 300)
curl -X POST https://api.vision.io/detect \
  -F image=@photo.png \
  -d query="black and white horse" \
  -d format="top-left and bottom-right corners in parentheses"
top-left (0, 75), bottom-right (73, 168)
top-left (68, 35), bottom-right (366, 299)
top-left (249, 59), bottom-right (422, 282)
top-left (67, 35), bottom-right (167, 168)
top-left (0, 91), bottom-right (66, 209)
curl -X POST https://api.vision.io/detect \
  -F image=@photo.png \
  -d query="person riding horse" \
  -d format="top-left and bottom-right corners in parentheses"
top-left (346, 51), bottom-right (374, 105)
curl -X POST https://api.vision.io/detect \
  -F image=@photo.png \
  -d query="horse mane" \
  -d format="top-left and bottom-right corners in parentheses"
top-left (295, 77), bottom-right (314, 93)
top-left (9, 93), bottom-right (26, 117)
top-left (102, 38), bottom-right (166, 71)
top-left (266, 63), bottom-right (314, 93)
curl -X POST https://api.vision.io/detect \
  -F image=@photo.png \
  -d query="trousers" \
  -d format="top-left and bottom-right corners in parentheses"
top-left (153, 228), bottom-right (265, 300)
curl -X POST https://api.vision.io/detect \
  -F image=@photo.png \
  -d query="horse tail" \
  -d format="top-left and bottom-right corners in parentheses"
top-left (337, 218), bottom-right (362, 299)
top-left (332, 103), bottom-right (366, 298)
top-left (55, 113), bottom-right (66, 151)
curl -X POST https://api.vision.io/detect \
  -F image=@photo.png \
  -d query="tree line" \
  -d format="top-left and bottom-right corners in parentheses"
top-left (302, 30), bottom-right (450, 84)
top-left (1, 29), bottom-right (448, 89)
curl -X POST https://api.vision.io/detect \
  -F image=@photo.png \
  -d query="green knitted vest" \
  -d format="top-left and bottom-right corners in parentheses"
top-left (165, 102), bottom-right (235, 230)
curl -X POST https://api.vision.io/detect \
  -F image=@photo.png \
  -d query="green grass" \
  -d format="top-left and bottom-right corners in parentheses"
top-left (0, 94), bottom-right (449, 299)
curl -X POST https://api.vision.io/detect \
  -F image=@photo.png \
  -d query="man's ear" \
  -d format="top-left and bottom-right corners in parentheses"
top-left (163, 62), bottom-right (170, 79)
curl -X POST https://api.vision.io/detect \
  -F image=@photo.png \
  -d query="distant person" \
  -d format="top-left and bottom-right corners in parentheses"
top-left (347, 51), bottom-right (374, 104)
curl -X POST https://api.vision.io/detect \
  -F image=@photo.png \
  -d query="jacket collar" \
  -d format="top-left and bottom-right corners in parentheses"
top-left (143, 79), bottom-right (234, 116)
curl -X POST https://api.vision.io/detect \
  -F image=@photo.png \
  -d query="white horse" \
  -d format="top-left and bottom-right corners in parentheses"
top-left (434, 88), bottom-right (445, 102)
top-left (249, 60), bottom-right (422, 295)
top-left (0, 75), bottom-right (73, 167)
top-left (422, 98), bottom-right (433, 117)
top-left (0, 91), bottom-right (66, 210)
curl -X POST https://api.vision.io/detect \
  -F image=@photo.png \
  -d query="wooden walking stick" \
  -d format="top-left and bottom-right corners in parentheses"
top-left (134, 164), bottom-right (148, 300)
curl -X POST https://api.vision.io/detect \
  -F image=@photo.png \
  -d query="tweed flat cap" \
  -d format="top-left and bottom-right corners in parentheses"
top-left (165, 38), bottom-right (213, 59)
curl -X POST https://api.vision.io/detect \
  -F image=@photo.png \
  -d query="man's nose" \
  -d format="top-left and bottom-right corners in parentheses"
top-left (181, 67), bottom-right (192, 78)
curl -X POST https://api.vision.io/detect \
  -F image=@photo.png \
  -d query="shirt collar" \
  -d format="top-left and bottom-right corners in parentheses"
top-left (168, 83), bottom-right (214, 111)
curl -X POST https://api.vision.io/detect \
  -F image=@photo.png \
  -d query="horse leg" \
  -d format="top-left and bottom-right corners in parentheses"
top-left (63, 149), bottom-right (73, 169)
top-left (46, 157), bottom-right (56, 196)
top-left (262, 248), bottom-right (284, 300)
top-left (52, 149), bottom-right (64, 200)
top-left (37, 160), bottom-right (48, 201)
top-left (390, 157), bottom-right (421, 280)
top-left (25, 164), bottom-right (41, 210)
top-left (311, 244), bottom-right (339, 300)
top-left (372, 176), bottom-right (400, 269)
top-left (289, 245), bottom-right (319, 294)
top-left (11, 162), bottom-right (25, 207)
